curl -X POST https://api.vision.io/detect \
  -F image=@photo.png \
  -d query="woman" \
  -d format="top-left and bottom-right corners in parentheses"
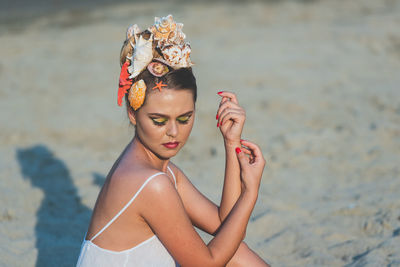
top-left (77, 15), bottom-right (269, 266)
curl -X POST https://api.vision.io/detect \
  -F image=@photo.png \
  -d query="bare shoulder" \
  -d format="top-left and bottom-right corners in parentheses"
top-left (104, 165), bottom-right (169, 205)
top-left (135, 170), bottom-right (184, 218)
top-left (140, 172), bottom-right (176, 195)
top-left (167, 161), bottom-right (188, 184)
top-left (113, 166), bottom-right (160, 183)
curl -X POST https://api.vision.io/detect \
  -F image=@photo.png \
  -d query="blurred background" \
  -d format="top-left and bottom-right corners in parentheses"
top-left (1, 0), bottom-right (400, 266)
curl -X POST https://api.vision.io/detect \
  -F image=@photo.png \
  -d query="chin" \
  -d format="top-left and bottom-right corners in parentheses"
top-left (154, 147), bottom-right (181, 160)
top-left (163, 149), bottom-right (180, 159)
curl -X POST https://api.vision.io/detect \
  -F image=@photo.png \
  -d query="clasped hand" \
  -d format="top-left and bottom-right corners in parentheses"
top-left (216, 91), bottom-right (246, 145)
top-left (216, 91), bottom-right (266, 194)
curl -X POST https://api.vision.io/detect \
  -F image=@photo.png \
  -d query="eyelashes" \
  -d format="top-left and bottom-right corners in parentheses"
top-left (176, 116), bottom-right (190, 124)
top-left (150, 115), bottom-right (191, 126)
top-left (151, 118), bottom-right (168, 126)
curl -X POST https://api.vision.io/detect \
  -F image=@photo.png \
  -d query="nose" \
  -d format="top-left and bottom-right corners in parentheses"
top-left (166, 120), bottom-right (178, 138)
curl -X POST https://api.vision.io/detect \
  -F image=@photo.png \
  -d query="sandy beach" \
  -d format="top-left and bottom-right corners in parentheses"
top-left (1, 0), bottom-right (400, 266)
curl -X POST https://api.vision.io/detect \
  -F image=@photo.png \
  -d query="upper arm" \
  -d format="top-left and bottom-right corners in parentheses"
top-left (170, 164), bottom-right (222, 235)
top-left (139, 174), bottom-right (215, 266)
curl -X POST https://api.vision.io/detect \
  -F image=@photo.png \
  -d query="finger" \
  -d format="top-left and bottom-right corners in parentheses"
top-left (241, 148), bottom-right (251, 157)
top-left (241, 146), bottom-right (252, 156)
top-left (219, 111), bottom-right (245, 128)
top-left (218, 95), bottom-right (241, 109)
top-left (219, 103), bottom-right (243, 112)
top-left (220, 112), bottom-right (244, 129)
top-left (239, 139), bottom-right (264, 163)
top-left (216, 97), bottom-right (232, 119)
top-left (250, 153), bottom-right (255, 164)
top-left (217, 105), bottom-right (243, 123)
top-left (221, 96), bottom-right (230, 105)
top-left (218, 91), bottom-right (239, 104)
top-left (219, 107), bottom-right (244, 123)
top-left (241, 145), bottom-right (255, 162)
top-left (218, 96), bottom-right (229, 108)
top-left (241, 148), bottom-right (255, 164)
top-left (217, 100), bottom-right (244, 121)
top-left (235, 147), bottom-right (250, 167)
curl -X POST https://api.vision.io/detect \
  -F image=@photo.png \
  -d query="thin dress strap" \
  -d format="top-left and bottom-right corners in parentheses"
top-left (167, 166), bottom-right (177, 189)
top-left (90, 172), bottom-right (165, 242)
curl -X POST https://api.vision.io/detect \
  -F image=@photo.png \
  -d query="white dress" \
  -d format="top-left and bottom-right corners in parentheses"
top-left (76, 167), bottom-right (179, 267)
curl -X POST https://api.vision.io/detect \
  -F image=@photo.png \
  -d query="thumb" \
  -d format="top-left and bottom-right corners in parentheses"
top-left (235, 147), bottom-right (248, 167)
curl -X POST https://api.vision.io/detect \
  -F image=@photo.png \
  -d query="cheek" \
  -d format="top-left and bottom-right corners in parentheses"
top-left (137, 121), bottom-right (163, 141)
top-left (181, 121), bottom-right (194, 139)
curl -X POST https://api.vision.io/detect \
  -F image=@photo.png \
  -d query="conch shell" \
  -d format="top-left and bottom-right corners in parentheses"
top-left (122, 24), bottom-right (141, 61)
top-left (128, 79), bottom-right (147, 110)
top-left (168, 22), bottom-right (186, 45)
top-left (126, 24), bottom-right (141, 40)
top-left (126, 25), bottom-right (154, 79)
top-left (161, 43), bottom-right (192, 68)
top-left (150, 15), bottom-right (176, 42)
top-left (149, 15), bottom-right (192, 68)
top-left (150, 15), bottom-right (186, 46)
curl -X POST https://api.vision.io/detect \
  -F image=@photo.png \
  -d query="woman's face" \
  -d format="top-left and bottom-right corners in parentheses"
top-left (130, 88), bottom-right (195, 159)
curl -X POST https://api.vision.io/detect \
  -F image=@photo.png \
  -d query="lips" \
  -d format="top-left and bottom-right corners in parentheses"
top-left (162, 142), bottom-right (179, 149)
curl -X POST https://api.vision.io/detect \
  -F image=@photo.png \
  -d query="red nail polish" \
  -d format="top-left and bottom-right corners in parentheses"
top-left (216, 114), bottom-right (219, 120)
top-left (217, 91), bottom-right (223, 95)
top-left (235, 147), bottom-right (241, 154)
top-left (240, 139), bottom-right (245, 142)
top-left (217, 122), bottom-right (219, 127)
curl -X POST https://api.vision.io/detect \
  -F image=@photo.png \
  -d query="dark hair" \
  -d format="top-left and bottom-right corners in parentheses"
top-left (125, 66), bottom-right (197, 113)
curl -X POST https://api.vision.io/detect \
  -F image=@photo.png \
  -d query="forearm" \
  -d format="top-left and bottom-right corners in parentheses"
top-left (207, 191), bottom-right (258, 266)
top-left (208, 193), bottom-right (257, 264)
top-left (219, 140), bottom-right (242, 222)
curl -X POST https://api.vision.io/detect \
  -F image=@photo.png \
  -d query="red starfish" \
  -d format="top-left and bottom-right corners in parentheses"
top-left (152, 81), bottom-right (168, 92)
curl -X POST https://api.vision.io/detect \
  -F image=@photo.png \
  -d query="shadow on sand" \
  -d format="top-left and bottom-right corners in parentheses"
top-left (16, 144), bottom-right (93, 267)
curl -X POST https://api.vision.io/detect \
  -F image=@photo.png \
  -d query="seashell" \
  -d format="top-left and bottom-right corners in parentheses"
top-left (120, 24), bottom-right (141, 66)
top-left (147, 61), bottom-right (169, 77)
top-left (168, 23), bottom-right (186, 45)
top-left (161, 43), bottom-right (193, 68)
top-left (152, 46), bottom-right (163, 61)
top-left (118, 15), bottom-right (194, 108)
top-left (127, 33), bottom-right (154, 79)
top-left (128, 79), bottom-right (147, 110)
top-left (126, 24), bottom-right (141, 41)
top-left (150, 15), bottom-right (177, 42)
top-left (120, 40), bottom-right (133, 67)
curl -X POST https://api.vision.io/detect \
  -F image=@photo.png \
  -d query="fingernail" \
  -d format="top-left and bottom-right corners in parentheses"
top-left (217, 91), bottom-right (223, 95)
top-left (217, 122), bottom-right (219, 127)
top-left (240, 139), bottom-right (245, 142)
top-left (216, 114), bottom-right (219, 120)
top-left (235, 147), bottom-right (241, 154)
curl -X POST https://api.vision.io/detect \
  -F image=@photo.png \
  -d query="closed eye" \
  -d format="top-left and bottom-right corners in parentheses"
top-left (151, 117), bottom-right (168, 126)
top-left (177, 115), bottom-right (191, 124)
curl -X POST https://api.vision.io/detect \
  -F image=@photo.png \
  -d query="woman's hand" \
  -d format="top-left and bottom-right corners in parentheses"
top-left (235, 139), bottom-right (266, 196)
top-left (216, 91), bottom-right (246, 145)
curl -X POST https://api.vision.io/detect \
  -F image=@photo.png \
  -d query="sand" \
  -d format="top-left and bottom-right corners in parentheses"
top-left (1, 0), bottom-right (400, 266)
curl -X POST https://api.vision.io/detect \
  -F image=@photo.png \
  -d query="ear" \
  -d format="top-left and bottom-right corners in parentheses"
top-left (127, 108), bottom-right (137, 126)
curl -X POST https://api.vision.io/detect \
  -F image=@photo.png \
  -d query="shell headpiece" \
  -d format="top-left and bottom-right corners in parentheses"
top-left (117, 14), bottom-right (193, 110)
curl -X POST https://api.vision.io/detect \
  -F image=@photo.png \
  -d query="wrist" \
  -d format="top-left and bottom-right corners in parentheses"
top-left (240, 190), bottom-right (258, 204)
top-left (224, 139), bottom-right (241, 148)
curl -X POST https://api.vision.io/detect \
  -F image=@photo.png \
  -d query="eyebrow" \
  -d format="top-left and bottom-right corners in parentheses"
top-left (147, 111), bottom-right (194, 118)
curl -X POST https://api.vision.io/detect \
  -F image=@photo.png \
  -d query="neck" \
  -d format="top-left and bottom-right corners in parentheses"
top-left (129, 136), bottom-right (170, 172)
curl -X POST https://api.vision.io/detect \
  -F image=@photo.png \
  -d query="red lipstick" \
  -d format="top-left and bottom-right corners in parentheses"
top-left (162, 142), bottom-right (179, 149)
